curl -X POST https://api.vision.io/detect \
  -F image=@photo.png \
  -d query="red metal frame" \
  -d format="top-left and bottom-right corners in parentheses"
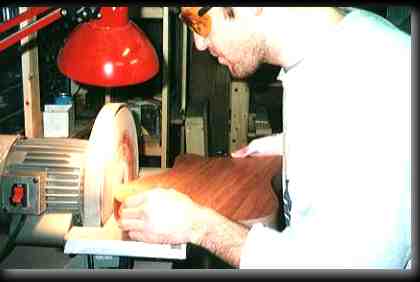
top-left (0, 7), bottom-right (62, 53)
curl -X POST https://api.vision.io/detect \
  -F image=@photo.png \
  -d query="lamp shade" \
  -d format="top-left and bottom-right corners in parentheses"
top-left (57, 7), bottom-right (159, 87)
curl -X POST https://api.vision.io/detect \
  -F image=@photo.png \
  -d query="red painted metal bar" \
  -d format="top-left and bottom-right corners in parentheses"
top-left (0, 7), bottom-right (51, 33)
top-left (0, 8), bottom-right (62, 53)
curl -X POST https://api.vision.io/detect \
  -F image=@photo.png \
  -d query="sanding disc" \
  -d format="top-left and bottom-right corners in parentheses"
top-left (83, 103), bottom-right (139, 227)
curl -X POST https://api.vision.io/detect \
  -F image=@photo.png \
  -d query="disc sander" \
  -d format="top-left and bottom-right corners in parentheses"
top-left (83, 103), bottom-right (139, 226)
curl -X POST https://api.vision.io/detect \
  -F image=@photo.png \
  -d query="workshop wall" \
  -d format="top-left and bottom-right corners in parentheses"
top-left (188, 39), bottom-right (231, 156)
top-left (0, 7), bottom-right (75, 135)
top-left (0, 7), bottom-right (23, 134)
top-left (37, 15), bottom-right (75, 106)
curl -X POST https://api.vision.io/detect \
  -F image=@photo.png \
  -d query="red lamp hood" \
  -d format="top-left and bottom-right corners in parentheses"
top-left (57, 7), bottom-right (159, 87)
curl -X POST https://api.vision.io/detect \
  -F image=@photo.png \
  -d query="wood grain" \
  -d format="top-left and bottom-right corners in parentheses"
top-left (115, 154), bottom-right (282, 224)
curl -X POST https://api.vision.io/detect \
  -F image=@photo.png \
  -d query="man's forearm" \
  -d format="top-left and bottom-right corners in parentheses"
top-left (191, 207), bottom-right (250, 267)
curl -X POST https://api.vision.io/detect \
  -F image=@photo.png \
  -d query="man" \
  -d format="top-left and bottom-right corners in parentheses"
top-left (119, 7), bottom-right (411, 268)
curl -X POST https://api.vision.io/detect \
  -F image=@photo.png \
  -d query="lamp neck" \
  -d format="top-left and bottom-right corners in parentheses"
top-left (96, 7), bottom-right (129, 27)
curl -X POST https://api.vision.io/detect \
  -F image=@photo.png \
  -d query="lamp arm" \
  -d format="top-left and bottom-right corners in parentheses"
top-left (0, 7), bottom-right (51, 34)
top-left (0, 7), bottom-right (62, 53)
top-left (0, 7), bottom-right (102, 53)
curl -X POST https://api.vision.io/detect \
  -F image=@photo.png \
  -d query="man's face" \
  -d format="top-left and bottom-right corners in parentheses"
top-left (181, 7), bottom-right (265, 79)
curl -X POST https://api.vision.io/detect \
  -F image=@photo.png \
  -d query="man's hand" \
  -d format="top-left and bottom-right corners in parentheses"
top-left (118, 187), bottom-right (250, 267)
top-left (231, 133), bottom-right (283, 158)
top-left (118, 188), bottom-right (206, 245)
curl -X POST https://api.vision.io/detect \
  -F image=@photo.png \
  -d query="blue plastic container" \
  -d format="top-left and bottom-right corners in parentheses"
top-left (54, 93), bottom-right (73, 105)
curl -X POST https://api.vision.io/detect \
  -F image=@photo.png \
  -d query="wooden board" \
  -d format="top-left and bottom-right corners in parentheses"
top-left (118, 154), bottom-right (282, 225)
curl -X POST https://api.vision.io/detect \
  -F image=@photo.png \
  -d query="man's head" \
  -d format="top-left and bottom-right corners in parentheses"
top-left (180, 7), bottom-right (267, 79)
top-left (179, 7), bottom-right (346, 78)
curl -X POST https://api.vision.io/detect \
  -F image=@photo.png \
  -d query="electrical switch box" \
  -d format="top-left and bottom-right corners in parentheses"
top-left (9, 183), bottom-right (27, 207)
top-left (0, 172), bottom-right (46, 215)
top-left (185, 98), bottom-right (209, 157)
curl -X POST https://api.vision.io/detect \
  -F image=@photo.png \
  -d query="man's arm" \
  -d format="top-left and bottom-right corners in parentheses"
top-left (190, 207), bottom-right (250, 267)
top-left (119, 188), bottom-right (250, 267)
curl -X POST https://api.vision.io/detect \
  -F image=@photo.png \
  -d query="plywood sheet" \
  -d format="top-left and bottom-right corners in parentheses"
top-left (122, 154), bottom-right (282, 223)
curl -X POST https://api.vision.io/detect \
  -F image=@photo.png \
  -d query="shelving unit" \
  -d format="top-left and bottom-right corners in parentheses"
top-left (136, 7), bottom-right (188, 168)
top-left (17, 6), bottom-right (188, 169)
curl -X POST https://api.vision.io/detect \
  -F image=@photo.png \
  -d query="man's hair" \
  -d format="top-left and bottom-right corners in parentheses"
top-left (223, 7), bottom-right (235, 18)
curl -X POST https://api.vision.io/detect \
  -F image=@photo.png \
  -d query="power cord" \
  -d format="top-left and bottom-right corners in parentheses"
top-left (0, 214), bottom-right (26, 263)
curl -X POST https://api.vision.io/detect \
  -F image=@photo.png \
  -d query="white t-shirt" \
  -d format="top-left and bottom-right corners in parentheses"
top-left (240, 8), bottom-right (411, 269)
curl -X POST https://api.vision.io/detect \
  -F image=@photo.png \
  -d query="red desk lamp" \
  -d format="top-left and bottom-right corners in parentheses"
top-left (0, 6), bottom-right (160, 87)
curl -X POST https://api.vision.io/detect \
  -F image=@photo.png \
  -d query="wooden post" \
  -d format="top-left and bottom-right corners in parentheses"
top-left (229, 81), bottom-right (250, 153)
top-left (19, 7), bottom-right (43, 138)
top-left (161, 7), bottom-right (170, 168)
top-left (180, 23), bottom-right (188, 154)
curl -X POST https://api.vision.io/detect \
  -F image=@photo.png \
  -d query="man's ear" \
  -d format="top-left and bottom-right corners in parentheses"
top-left (255, 7), bottom-right (263, 16)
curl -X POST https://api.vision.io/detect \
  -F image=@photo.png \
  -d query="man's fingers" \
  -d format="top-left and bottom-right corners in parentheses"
top-left (231, 146), bottom-right (256, 158)
top-left (128, 230), bottom-right (144, 241)
top-left (122, 193), bottom-right (146, 208)
top-left (120, 206), bottom-right (146, 219)
top-left (119, 218), bottom-right (145, 232)
top-left (247, 151), bottom-right (277, 157)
